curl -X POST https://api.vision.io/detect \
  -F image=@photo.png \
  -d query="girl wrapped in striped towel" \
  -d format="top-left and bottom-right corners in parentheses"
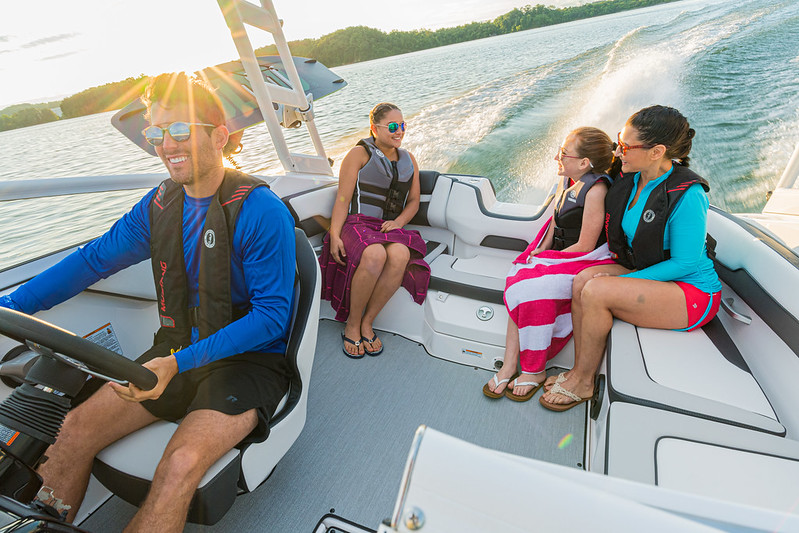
top-left (483, 127), bottom-right (619, 401)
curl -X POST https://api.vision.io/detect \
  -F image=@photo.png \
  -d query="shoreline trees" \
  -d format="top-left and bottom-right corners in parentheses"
top-left (1, 0), bottom-right (677, 132)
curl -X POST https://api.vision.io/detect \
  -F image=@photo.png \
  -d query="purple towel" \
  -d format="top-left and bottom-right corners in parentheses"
top-left (320, 214), bottom-right (430, 321)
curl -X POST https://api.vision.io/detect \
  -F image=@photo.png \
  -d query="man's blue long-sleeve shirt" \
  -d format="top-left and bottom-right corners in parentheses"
top-left (3, 185), bottom-right (296, 373)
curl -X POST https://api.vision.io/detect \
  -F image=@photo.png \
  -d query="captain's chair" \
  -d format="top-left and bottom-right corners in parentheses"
top-left (92, 228), bottom-right (320, 524)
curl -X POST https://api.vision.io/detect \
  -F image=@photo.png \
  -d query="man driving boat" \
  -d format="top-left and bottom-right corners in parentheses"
top-left (0, 72), bottom-right (296, 532)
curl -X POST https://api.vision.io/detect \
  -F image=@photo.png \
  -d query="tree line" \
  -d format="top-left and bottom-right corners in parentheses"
top-left (0, 76), bottom-right (148, 132)
top-left (254, 0), bottom-right (678, 66)
top-left (1, 0), bottom-right (677, 132)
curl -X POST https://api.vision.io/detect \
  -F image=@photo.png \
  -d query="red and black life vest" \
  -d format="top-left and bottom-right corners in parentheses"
top-left (149, 169), bottom-right (266, 347)
top-left (604, 164), bottom-right (709, 270)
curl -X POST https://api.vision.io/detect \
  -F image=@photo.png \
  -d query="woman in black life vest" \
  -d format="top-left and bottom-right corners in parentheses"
top-left (540, 105), bottom-right (721, 411)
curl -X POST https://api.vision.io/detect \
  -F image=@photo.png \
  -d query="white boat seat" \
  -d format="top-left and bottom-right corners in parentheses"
top-left (282, 183), bottom-right (337, 239)
top-left (93, 228), bottom-right (321, 525)
top-left (605, 402), bottom-right (799, 514)
top-left (606, 318), bottom-right (784, 435)
top-left (428, 253), bottom-right (509, 304)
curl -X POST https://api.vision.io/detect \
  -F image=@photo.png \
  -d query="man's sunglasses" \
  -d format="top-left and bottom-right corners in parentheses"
top-left (142, 122), bottom-right (217, 146)
top-left (375, 121), bottom-right (406, 134)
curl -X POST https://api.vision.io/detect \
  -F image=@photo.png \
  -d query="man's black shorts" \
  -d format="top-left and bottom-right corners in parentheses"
top-left (135, 342), bottom-right (291, 445)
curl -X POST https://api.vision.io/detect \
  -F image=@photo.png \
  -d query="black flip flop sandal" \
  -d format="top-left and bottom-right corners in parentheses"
top-left (341, 332), bottom-right (364, 359)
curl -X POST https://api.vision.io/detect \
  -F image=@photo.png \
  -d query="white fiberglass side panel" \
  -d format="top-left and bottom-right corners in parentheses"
top-left (708, 209), bottom-right (799, 319)
top-left (657, 438), bottom-right (799, 514)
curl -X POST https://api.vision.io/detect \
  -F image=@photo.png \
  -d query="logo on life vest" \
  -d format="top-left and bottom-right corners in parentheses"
top-left (643, 209), bottom-right (656, 223)
top-left (204, 229), bottom-right (216, 248)
top-left (158, 261), bottom-right (167, 312)
top-left (567, 190), bottom-right (577, 202)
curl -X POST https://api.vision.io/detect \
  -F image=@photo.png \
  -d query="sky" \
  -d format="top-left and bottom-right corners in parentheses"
top-left (0, 0), bottom-right (578, 109)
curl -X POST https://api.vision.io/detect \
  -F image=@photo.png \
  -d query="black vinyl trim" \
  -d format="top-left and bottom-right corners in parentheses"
top-left (604, 395), bottom-right (612, 475)
top-left (85, 287), bottom-right (156, 303)
top-left (271, 229), bottom-right (317, 428)
top-left (701, 316), bottom-right (750, 373)
top-left (425, 241), bottom-right (443, 256)
top-left (653, 435), bottom-right (799, 486)
top-left (92, 453), bottom-right (241, 525)
top-left (298, 216), bottom-right (327, 238)
top-left (428, 276), bottom-right (504, 305)
top-left (479, 235), bottom-right (529, 251)
top-left (409, 202), bottom-right (430, 226)
top-left (313, 513), bottom-right (378, 533)
top-left (418, 170), bottom-right (440, 195)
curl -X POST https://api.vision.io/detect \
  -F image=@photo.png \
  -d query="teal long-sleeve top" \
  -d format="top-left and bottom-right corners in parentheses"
top-left (620, 167), bottom-right (721, 294)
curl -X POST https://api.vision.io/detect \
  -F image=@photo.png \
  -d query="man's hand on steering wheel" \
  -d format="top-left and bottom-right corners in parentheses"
top-left (110, 355), bottom-right (178, 402)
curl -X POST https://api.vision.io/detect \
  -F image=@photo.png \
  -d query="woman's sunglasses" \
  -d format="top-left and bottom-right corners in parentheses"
top-left (375, 121), bottom-right (406, 134)
top-left (142, 122), bottom-right (217, 146)
top-left (616, 132), bottom-right (654, 156)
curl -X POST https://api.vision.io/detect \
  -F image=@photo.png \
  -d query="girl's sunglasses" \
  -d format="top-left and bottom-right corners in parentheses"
top-left (375, 121), bottom-right (406, 134)
top-left (142, 122), bottom-right (217, 146)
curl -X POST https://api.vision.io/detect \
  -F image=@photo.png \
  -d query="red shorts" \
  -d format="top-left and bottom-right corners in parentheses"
top-left (675, 281), bottom-right (721, 332)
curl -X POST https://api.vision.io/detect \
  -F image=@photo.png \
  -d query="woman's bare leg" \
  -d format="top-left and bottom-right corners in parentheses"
top-left (360, 243), bottom-right (410, 352)
top-left (343, 244), bottom-right (387, 356)
top-left (542, 274), bottom-right (688, 406)
top-left (486, 318), bottom-right (521, 394)
top-left (545, 264), bottom-right (629, 390)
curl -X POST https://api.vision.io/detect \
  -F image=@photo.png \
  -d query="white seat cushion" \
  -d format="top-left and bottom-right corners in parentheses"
top-left (607, 320), bottom-right (783, 435)
top-left (95, 392), bottom-right (289, 486)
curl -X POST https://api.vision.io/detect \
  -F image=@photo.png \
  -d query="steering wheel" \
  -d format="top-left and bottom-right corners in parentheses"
top-left (0, 307), bottom-right (157, 391)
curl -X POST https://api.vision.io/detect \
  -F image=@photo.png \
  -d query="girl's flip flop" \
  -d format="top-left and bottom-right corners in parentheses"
top-left (361, 333), bottom-right (383, 356)
top-left (341, 332), bottom-right (364, 359)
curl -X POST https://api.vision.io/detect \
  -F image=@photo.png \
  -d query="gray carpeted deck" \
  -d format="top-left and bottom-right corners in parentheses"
top-left (81, 319), bottom-right (585, 532)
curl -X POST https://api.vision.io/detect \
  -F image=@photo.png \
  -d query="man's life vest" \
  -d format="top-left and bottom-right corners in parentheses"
top-left (552, 173), bottom-right (612, 251)
top-left (149, 169), bottom-right (266, 347)
top-left (604, 164), bottom-right (710, 270)
top-left (351, 137), bottom-right (414, 221)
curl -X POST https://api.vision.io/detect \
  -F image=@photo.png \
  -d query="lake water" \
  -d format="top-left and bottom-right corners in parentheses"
top-left (1, 0), bottom-right (798, 269)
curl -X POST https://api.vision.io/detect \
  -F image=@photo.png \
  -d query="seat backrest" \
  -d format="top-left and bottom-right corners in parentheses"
top-left (410, 170), bottom-right (442, 226)
top-left (271, 228), bottom-right (318, 425)
top-left (282, 184), bottom-right (337, 239)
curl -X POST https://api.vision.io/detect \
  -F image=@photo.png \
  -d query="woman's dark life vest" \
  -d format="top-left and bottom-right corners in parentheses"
top-left (149, 169), bottom-right (266, 348)
top-left (351, 137), bottom-right (414, 221)
top-left (552, 173), bottom-right (612, 251)
top-left (604, 164), bottom-right (710, 270)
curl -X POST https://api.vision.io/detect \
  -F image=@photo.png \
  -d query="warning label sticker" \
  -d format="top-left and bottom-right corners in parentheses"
top-left (0, 424), bottom-right (20, 446)
top-left (83, 323), bottom-right (123, 356)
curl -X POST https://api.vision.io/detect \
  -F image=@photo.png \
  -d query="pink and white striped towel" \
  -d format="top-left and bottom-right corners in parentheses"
top-left (504, 219), bottom-right (614, 373)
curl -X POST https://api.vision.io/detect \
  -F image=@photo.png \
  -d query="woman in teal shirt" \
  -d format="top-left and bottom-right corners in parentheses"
top-left (540, 105), bottom-right (721, 411)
